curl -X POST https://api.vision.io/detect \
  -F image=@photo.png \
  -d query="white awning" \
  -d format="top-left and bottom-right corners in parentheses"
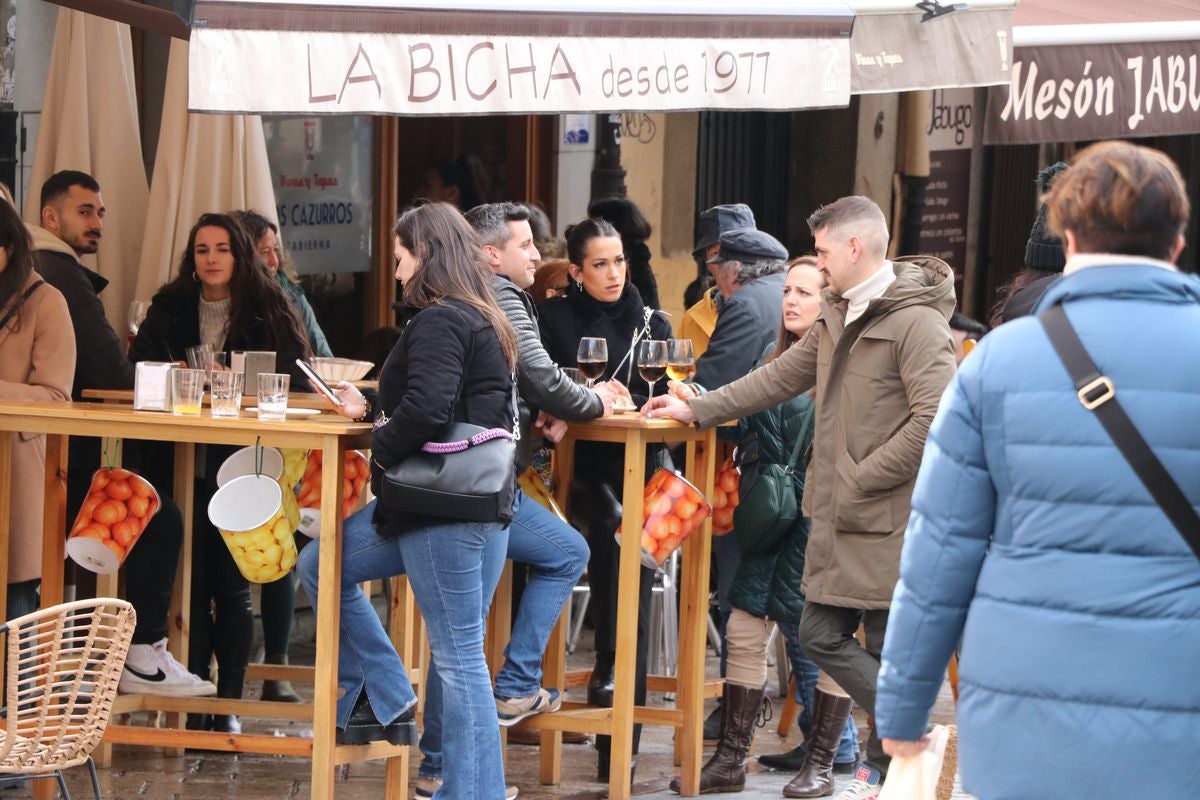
top-left (185, 0), bottom-right (855, 115)
top-left (847, 0), bottom-right (1015, 94)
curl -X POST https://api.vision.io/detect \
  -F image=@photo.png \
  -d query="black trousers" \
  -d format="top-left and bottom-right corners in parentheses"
top-left (799, 600), bottom-right (890, 772)
top-left (186, 455), bottom-right (253, 699)
top-left (572, 466), bottom-right (654, 765)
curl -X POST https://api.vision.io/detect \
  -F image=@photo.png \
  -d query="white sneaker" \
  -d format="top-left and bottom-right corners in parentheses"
top-left (833, 764), bottom-right (882, 800)
top-left (120, 638), bottom-right (217, 697)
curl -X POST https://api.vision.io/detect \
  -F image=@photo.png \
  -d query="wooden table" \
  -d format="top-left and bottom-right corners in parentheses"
top-left (0, 399), bottom-right (413, 800)
top-left (82, 387), bottom-right (337, 411)
top-left (505, 414), bottom-right (719, 799)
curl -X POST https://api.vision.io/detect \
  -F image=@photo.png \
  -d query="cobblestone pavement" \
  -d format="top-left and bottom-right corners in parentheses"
top-left (8, 602), bottom-right (970, 800)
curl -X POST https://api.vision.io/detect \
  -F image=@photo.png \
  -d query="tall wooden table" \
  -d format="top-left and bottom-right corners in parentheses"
top-left (513, 414), bottom-right (719, 799)
top-left (0, 399), bottom-right (411, 800)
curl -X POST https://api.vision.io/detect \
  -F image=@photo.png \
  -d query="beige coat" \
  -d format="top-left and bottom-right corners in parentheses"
top-left (692, 257), bottom-right (956, 608)
top-left (0, 273), bottom-right (75, 583)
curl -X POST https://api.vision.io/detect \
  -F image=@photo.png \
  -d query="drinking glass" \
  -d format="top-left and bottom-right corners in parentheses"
top-left (637, 339), bottom-right (668, 402)
top-left (562, 367), bottom-right (587, 385)
top-left (171, 369), bottom-right (205, 416)
top-left (666, 339), bottom-right (696, 383)
top-left (210, 371), bottom-right (244, 418)
top-left (257, 373), bottom-right (290, 421)
top-left (576, 337), bottom-right (608, 389)
top-left (127, 300), bottom-right (149, 352)
top-left (186, 344), bottom-right (213, 371)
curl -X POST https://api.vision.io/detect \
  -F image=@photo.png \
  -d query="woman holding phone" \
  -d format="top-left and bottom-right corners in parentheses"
top-left (298, 202), bottom-right (517, 798)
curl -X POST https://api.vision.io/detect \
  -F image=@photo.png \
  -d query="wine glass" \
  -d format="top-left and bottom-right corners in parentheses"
top-left (127, 300), bottom-right (150, 352)
top-left (576, 337), bottom-right (608, 389)
top-left (666, 338), bottom-right (695, 383)
top-left (637, 339), bottom-right (668, 403)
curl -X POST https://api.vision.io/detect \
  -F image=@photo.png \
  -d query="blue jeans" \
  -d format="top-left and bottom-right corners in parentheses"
top-left (777, 620), bottom-right (858, 764)
top-left (299, 501), bottom-right (510, 799)
top-left (420, 490), bottom-right (587, 779)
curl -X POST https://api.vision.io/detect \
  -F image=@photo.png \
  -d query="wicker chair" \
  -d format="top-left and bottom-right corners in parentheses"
top-left (0, 598), bottom-right (136, 799)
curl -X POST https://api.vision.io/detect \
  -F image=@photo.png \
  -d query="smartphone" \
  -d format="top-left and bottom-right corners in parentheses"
top-left (295, 359), bottom-right (346, 407)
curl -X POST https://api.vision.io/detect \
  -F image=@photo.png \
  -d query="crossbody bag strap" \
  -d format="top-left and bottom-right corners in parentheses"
top-left (783, 401), bottom-right (815, 472)
top-left (1039, 303), bottom-right (1200, 561)
top-left (0, 280), bottom-right (45, 332)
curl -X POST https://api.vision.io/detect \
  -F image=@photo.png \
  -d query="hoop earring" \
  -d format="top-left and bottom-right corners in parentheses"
top-left (192, 271), bottom-right (200, 283)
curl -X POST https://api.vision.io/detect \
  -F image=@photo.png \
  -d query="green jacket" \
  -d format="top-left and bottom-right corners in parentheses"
top-left (726, 342), bottom-right (814, 624)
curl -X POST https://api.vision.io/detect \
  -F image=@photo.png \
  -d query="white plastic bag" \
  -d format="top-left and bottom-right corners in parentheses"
top-left (877, 724), bottom-right (951, 800)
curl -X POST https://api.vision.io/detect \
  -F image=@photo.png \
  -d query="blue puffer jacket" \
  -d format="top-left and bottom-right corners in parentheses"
top-left (876, 263), bottom-right (1200, 800)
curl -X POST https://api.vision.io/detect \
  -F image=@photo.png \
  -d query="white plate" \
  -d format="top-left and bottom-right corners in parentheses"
top-left (244, 406), bottom-right (322, 418)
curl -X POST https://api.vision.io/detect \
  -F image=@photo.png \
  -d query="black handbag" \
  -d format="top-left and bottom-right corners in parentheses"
top-left (732, 401), bottom-right (814, 557)
top-left (379, 380), bottom-right (520, 523)
top-left (1040, 304), bottom-right (1200, 561)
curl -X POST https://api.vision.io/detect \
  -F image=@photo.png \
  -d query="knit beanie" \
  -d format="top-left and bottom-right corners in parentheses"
top-left (1024, 162), bottom-right (1069, 272)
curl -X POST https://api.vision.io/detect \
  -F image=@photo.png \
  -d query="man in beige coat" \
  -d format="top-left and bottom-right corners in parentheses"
top-left (646, 196), bottom-right (956, 800)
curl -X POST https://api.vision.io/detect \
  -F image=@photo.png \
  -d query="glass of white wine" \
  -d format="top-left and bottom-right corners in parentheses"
top-left (666, 338), bottom-right (695, 383)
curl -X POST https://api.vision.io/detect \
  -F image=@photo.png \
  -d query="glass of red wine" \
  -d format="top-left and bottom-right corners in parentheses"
top-left (637, 339), bottom-right (668, 403)
top-left (577, 337), bottom-right (608, 388)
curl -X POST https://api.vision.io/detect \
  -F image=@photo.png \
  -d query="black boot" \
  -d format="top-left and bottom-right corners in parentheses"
top-left (759, 742), bottom-right (858, 774)
top-left (260, 652), bottom-right (303, 703)
top-left (782, 690), bottom-right (854, 798)
top-left (209, 668), bottom-right (245, 736)
top-left (587, 651), bottom-right (615, 707)
top-left (336, 692), bottom-right (417, 746)
top-left (670, 683), bottom-right (765, 794)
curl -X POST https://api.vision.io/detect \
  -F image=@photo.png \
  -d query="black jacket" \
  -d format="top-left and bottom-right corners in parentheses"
top-left (693, 272), bottom-right (785, 392)
top-left (492, 274), bottom-right (603, 470)
top-left (537, 283), bottom-right (671, 408)
top-left (372, 299), bottom-right (517, 531)
top-left (129, 285), bottom-right (309, 388)
top-left (538, 283), bottom-right (671, 481)
top-left (32, 246), bottom-right (134, 399)
top-left (32, 236), bottom-right (140, 511)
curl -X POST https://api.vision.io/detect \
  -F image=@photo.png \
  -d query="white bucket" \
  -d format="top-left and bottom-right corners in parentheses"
top-left (208, 474), bottom-right (297, 583)
top-left (217, 446), bottom-right (300, 533)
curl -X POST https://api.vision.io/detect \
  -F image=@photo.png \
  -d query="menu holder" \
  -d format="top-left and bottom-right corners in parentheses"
top-left (231, 350), bottom-right (277, 385)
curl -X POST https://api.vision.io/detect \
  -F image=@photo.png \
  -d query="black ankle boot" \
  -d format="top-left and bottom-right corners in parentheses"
top-left (336, 692), bottom-right (417, 746)
top-left (587, 651), bottom-right (615, 707)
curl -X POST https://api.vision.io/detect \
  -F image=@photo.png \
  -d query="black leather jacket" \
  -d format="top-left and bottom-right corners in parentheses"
top-left (492, 274), bottom-right (603, 470)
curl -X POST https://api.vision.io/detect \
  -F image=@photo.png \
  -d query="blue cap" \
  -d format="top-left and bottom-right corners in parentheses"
top-left (708, 228), bottom-right (788, 264)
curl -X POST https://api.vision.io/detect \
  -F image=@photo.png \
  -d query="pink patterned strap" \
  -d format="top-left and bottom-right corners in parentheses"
top-left (421, 428), bottom-right (514, 454)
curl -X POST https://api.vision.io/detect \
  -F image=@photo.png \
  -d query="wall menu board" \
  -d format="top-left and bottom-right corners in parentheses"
top-left (262, 116), bottom-right (373, 274)
top-left (919, 88), bottom-right (974, 290)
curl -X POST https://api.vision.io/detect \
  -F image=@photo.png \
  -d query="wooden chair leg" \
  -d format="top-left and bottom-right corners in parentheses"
top-left (777, 673), bottom-right (798, 737)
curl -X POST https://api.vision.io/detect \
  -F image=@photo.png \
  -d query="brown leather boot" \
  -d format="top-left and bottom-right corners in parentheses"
top-left (669, 683), bottom-right (765, 794)
top-left (782, 689), bottom-right (854, 798)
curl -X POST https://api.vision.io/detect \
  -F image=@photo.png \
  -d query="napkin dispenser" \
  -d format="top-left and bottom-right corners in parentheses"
top-left (134, 362), bottom-right (177, 411)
